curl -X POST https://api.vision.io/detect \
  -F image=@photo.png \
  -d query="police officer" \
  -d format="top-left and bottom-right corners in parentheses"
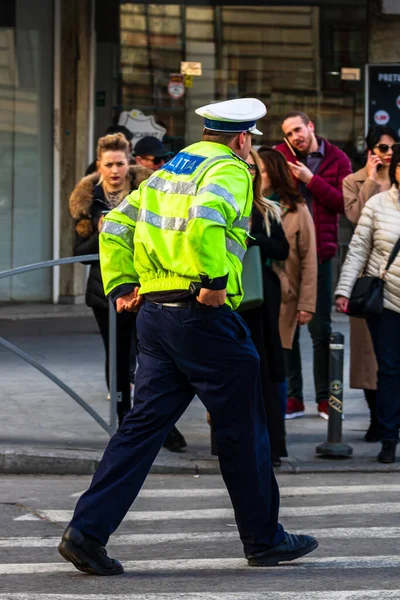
top-left (58, 98), bottom-right (318, 574)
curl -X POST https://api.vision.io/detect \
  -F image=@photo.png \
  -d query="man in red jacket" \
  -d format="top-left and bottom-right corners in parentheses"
top-left (275, 111), bottom-right (352, 420)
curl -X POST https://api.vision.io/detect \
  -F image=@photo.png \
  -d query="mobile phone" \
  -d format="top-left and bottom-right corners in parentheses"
top-left (371, 150), bottom-right (383, 172)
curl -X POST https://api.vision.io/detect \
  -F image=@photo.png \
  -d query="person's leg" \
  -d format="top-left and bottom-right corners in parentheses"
top-left (308, 259), bottom-right (332, 405)
top-left (241, 308), bottom-right (286, 461)
top-left (170, 304), bottom-right (284, 556)
top-left (367, 310), bottom-right (400, 443)
top-left (68, 304), bottom-right (194, 546)
top-left (363, 388), bottom-right (379, 442)
top-left (283, 325), bottom-right (303, 402)
top-left (92, 306), bottom-right (110, 390)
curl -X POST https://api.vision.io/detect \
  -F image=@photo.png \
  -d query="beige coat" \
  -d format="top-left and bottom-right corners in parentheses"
top-left (274, 203), bottom-right (317, 349)
top-left (337, 185), bottom-right (400, 311)
top-left (342, 169), bottom-right (380, 390)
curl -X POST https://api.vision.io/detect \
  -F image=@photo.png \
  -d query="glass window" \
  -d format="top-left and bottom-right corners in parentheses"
top-left (0, 0), bottom-right (53, 301)
top-left (119, 2), bottom-right (367, 155)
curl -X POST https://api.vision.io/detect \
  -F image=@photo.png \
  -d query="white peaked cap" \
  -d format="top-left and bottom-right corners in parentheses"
top-left (195, 98), bottom-right (267, 135)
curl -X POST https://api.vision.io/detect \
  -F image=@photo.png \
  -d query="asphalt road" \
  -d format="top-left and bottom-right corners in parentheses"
top-left (0, 472), bottom-right (399, 599)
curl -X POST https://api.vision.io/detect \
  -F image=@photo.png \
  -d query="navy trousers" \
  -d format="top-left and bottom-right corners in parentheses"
top-left (70, 301), bottom-right (284, 556)
top-left (367, 309), bottom-right (400, 442)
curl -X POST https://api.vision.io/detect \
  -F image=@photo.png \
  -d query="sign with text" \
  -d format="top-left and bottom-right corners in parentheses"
top-left (366, 64), bottom-right (400, 136)
top-left (180, 61), bottom-right (202, 76)
top-left (118, 109), bottom-right (166, 149)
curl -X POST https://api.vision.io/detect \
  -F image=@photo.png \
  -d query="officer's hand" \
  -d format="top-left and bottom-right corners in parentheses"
top-left (197, 288), bottom-right (226, 307)
top-left (116, 287), bottom-right (142, 313)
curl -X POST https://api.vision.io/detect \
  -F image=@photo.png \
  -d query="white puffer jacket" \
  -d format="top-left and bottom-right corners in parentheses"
top-left (336, 185), bottom-right (400, 314)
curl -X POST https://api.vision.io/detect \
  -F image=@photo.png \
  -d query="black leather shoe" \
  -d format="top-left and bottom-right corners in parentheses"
top-left (58, 526), bottom-right (124, 576)
top-left (378, 440), bottom-right (397, 464)
top-left (163, 426), bottom-right (187, 452)
top-left (247, 532), bottom-right (318, 566)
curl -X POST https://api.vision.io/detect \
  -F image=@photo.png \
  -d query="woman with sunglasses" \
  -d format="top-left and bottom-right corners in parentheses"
top-left (342, 125), bottom-right (399, 443)
top-left (336, 147), bottom-right (400, 463)
top-left (241, 148), bottom-right (289, 467)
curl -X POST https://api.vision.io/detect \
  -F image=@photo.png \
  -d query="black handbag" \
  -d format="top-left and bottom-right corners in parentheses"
top-left (348, 236), bottom-right (400, 319)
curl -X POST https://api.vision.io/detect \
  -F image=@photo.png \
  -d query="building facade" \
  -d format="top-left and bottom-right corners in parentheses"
top-left (1, 0), bottom-right (400, 303)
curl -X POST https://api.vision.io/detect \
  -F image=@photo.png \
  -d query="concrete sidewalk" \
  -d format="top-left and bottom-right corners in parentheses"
top-left (0, 303), bottom-right (398, 474)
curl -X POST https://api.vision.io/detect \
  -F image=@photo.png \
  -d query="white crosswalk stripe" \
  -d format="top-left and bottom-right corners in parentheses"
top-left (13, 502), bottom-right (400, 522)
top-left (69, 483), bottom-right (400, 498)
top-left (1, 555), bottom-right (400, 575)
top-left (1, 526), bottom-right (400, 548)
top-left (1, 593), bottom-right (400, 600)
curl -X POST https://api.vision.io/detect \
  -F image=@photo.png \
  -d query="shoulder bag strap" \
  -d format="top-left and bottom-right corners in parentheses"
top-left (383, 235), bottom-right (400, 277)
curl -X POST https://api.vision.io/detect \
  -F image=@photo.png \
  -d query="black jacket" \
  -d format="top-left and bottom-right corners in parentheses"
top-left (69, 166), bottom-right (152, 309)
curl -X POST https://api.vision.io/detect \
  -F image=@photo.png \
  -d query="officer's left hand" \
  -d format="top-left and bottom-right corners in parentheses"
top-left (288, 161), bottom-right (314, 184)
top-left (116, 287), bottom-right (142, 313)
top-left (197, 288), bottom-right (226, 307)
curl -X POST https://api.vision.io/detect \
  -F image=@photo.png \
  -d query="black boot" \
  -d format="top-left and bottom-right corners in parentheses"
top-left (364, 389), bottom-right (380, 442)
top-left (378, 440), bottom-right (397, 464)
top-left (163, 426), bottom-right (187, 452)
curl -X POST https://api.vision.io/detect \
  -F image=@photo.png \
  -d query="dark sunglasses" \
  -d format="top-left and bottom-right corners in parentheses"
top-left (142, 155), bottom-right (165, 165)
top-left (374, 143), bottom-right (400, 153)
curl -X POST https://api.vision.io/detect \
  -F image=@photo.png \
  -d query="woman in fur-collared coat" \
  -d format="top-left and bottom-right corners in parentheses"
top-left (69, 133), bottom-right (152, 427)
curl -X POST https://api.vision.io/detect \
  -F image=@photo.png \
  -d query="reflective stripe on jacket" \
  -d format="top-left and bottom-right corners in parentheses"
top-left (99, 141), bottom-right (253, 310)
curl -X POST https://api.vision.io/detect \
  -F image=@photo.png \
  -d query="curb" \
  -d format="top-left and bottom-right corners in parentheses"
top-left (0, 447), bottom-right (399, 476)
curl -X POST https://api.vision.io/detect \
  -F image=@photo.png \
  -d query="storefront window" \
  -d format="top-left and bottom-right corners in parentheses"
top-left (0, 1), bottom-right (53, 301)
top-left (119, 1), bottom-right (367, 158)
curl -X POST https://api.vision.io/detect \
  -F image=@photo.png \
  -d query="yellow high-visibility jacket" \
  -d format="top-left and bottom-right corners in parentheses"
top-left (99, 141), bottom-right (253, 310)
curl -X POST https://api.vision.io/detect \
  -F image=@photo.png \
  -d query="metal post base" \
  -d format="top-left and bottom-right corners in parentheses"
top-left (316, 441), bottom-right (353, 458)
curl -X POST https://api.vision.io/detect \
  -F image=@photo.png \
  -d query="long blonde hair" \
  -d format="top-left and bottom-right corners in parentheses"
top-left (97, 133), bottom-right (131, 203)
top-left (249, 148), bottom-right (281, 236)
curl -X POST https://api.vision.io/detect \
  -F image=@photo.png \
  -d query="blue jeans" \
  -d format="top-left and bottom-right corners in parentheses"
top-left (367, 309), bottom-right (400, 442)
top-left (284, 259), bottom-right (332, 403)
top-left (70, 301), bottom-right (285, 556)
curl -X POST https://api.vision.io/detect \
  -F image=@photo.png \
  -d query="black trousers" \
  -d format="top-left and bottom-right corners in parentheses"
top-left (92, 306), bottom-right (136, 421)
top-left (242, 306), bottom-right (287, 458)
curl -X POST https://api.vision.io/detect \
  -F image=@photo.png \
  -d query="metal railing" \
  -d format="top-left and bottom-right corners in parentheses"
top-left (0, 255), bottom-right (119, 436)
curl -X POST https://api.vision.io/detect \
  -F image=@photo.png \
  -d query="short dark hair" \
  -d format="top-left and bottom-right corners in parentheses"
top-left (365, 125), bottom-right (399, 151)
top-left (201, 128), bottom-right (238, 146)
top-left (281, 111), bottom-right (311, 126)
top-left (389, 147), bottom-right (400, 187)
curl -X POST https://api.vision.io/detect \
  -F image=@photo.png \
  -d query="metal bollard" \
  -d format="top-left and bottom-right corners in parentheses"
top-left (316, 332), bottom-right (353, 458)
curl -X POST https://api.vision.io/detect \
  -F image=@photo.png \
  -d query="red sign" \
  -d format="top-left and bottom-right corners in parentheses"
top-left (374, 110), bottom-right (390, 125)
top-left (168, 74), bottom-right (185, 100)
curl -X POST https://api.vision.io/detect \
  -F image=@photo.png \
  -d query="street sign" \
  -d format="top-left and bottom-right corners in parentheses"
top-left (365, 64), bottom-right (400, 136)
top-left (180, 61), bottom-right (202, 76)
top-left (168, 74), bottom-right (185, 100)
